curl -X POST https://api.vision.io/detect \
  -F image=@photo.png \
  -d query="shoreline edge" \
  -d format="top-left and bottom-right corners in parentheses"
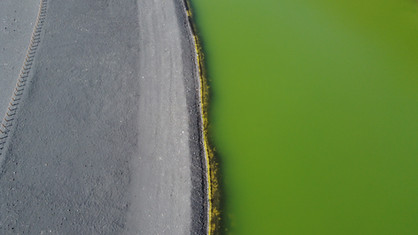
top-left (181, 1), bottom-right (221, 234)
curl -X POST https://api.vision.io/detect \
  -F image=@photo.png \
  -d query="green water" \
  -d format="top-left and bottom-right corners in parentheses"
top-left (191, 0), bottom-right (418, 234)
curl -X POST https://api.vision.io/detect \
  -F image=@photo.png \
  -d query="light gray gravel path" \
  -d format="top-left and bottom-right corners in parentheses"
top-left (0, 0), bottom-right (207, 234)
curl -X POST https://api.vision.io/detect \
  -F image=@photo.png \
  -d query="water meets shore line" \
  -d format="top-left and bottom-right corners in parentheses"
top-left (183, 0), bottom-right (221, 233)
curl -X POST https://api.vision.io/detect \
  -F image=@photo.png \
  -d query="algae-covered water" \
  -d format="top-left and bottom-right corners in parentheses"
top-left (190, 0), bottom-right (418, 234)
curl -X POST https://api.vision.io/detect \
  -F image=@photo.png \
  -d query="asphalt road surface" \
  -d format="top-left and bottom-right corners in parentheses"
top-left (0, 0), bottom-right (208, 234)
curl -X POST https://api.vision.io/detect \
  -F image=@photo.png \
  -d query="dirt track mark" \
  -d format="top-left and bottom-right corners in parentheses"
top-left (0, 0), bottom-right (47, 160)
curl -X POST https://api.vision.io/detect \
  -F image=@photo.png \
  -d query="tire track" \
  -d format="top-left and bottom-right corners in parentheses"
top-left (0, 0), bottom-right (47, 161)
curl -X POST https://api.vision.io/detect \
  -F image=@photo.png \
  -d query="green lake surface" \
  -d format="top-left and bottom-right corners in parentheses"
top-left (190, 0), bottom-right (418, 234)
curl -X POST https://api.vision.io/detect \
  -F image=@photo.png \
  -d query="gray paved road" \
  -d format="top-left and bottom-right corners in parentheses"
top-left (0, 0), bottom-right (207, 234)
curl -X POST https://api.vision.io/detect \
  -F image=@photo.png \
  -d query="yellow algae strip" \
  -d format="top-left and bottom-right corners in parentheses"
top-left (184, 1), bottom-right (221, 234)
